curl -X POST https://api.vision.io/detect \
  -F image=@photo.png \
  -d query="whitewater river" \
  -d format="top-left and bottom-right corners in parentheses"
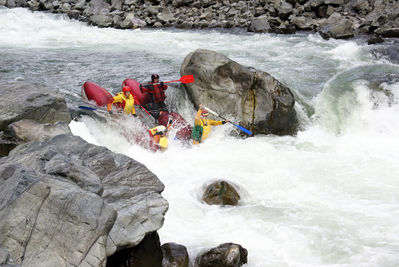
top-left (1, 7), bottom-right (399, 266)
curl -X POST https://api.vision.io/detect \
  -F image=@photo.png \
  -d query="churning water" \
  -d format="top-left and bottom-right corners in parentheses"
top-left (2, 7), bottom-right (399, 266)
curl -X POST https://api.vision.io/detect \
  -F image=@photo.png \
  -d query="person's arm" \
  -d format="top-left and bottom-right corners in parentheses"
top-left (209, 119), bottom-right (227, 126)
top-left (160, 82), bottom-right (167, 91)
top-left (107, 96), bottom-right (117, 111)
top-left (140, 84), bottom-right (153, 93)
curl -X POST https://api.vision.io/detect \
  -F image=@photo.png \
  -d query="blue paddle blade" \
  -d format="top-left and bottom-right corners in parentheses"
top-left (78, 105), bottom-right (97, 111)
top-left (232, 123), bottom-right (252, 135)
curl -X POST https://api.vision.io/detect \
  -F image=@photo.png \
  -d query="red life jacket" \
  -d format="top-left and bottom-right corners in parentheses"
top-left (142, 83), bottom-right (167, 103)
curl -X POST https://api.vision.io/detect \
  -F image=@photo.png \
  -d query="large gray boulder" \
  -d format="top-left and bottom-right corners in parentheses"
top-left (2, 119), bottom-right (71, 143)
top-left (0, 82), bottom-right (71, 131)
top-left (318, 12), bottom-right (354, 39)
top-left (0, 153), bottom-right (116, 266)
top-left (181, 49), bottom-right (298, 135)
top-left (0, 134), bottom-right (168, 265)
top-left (247, 15), bottom-right (270, 33)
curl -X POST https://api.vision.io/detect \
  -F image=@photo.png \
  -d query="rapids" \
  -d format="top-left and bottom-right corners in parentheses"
top-left (1, 7), bottom-right (399, 266)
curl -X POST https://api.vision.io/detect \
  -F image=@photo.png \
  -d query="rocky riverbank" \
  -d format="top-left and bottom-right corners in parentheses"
top-left (1, 0), bottom-right (398, 40)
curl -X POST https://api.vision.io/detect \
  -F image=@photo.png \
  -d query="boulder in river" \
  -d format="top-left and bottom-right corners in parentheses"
top-left (195, 243), bottom-right (248, 267)
top-left (202, 180), bottom-right (240, 206)
top-left (181, 49), bottom-right (298, 136)
top-left (162, 242), bottom-right (189, 267)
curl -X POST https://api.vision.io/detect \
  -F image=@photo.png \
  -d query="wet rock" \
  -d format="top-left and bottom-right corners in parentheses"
top-left (290, 15), bottom-right (315, 30)
top-left (324, 0), bottom-right (345, 5)
top-left (3, 119), bottom-right (70, 143)
top-left (277, 1), bottom-right (293, 20)
top-left (247, 15), bottom-right (270, 32)
top-left (161, 242), bottom-right (189, 267)
top-left (202, 180), bottom-right (240, 206)
top-left (195, 243), bottom-right (248, 267)
top-left (367, 35), bottom-right (384, 45)
top-left (86, 0), bottom-right (110, 16)
top-left (6, 0), bottom-right (16, 8)
top-left (0, 244), bottom-right (18, 266)
top-left (67, 10), bottom-right (81, 20)
top-left (0, 134), bottom-right (168, 265)
top-left (0, 137), bottom-right (17, 157)
top-left (121, 12), bottom-right (147, 28)
top-left (181, 49), bottom-right (298, 136)
top-left (318, 12), bottom-right (354, 39)
top-left (110, 0), bottom-right (122, 11)
top-left (157, 8), bottom-right (176, 24)
top-left (371, 42), bottom-right (399, 64)
top-left (375, 23), bottom-right (399, 38)
top-left (90, 14), bottom-right (113, 27)
top-left (2, 0), bottom-right (398, 40)
top-left (0, 82), bottom-right (71, 132)
top-left (0, 154), bottom-right (116, 266)
top-left (0, 119), bottom-right (71, 157)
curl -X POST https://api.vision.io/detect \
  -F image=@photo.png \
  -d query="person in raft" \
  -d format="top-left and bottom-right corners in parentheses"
top-left (148, 125), bottom-right (169, 151)
top-left (139, 74), bottom-right (168, 119)
top-left (191, 104), bottom-right (228, 144)
top-left (107, 86), bottom-right (137, 117)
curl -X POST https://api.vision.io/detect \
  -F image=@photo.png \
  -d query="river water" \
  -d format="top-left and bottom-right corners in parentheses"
top-left (1, 7), bottom-right (399, 266)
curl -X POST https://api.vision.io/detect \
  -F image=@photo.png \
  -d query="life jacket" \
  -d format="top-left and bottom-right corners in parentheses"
top-left (191, 125), bottom-right (203, 143)
top-left (148, 126), bottom-right (168, 151)
top-left (193, 109), bottom-right (223, 143)
top-left (142, 83), bottom-right (167, 103)
top-left (107, 92), bottom-right (135, 115)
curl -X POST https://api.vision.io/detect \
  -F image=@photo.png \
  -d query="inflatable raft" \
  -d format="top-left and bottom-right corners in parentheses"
top-left (81, 80), bottom-right (193, 146)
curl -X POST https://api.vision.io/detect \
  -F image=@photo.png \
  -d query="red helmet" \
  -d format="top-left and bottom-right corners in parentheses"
top-left (201, 109), bottom-right (209, 116)
top-left (122, 86), bottom-right (131, 93)
top-left (151, 74), bottom-right (160, 82)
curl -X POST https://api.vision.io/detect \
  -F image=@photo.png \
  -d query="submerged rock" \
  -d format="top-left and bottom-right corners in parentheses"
top-left (181, 49), bottom-right (298, 136)
top-left (370, 41), bottom-right (399, 65)
top-left (195, 243), bottom-right (248, 267)
top-left (202, 180), bottom-right (240, 206)
top-left (162, 242), bottom-right (189, 267)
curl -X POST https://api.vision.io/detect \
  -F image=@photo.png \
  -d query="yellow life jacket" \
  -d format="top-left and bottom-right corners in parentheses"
top-left (109, 92), bottom-right (136, 115)
top-left (193, 109), bottom-right (223, 142)
top-left (149, 126), bottom-right (168, 150)
top-left (158, 136), bottom-right (168, 149)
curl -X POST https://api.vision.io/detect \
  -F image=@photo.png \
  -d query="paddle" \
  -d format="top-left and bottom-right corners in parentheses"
top-left (201, 105), bottom-right (253, 135)
top-left (149, 75), bottom-right (194, 85)
top-left (78, 105), bottom-right (109, 114)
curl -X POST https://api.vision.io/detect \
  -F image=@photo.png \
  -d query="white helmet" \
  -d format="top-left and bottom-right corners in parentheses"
top-left (157, 125), bottom-right (166, 133)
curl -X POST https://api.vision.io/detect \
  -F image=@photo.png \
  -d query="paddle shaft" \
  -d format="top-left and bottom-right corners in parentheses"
top-left (201, 105), bottom-right (252, 135)
top-left (79, 105), bottom-right (109, 114)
